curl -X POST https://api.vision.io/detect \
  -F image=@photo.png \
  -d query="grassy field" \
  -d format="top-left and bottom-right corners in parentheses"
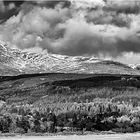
top-left (1, 134), bottom-right (140, 140)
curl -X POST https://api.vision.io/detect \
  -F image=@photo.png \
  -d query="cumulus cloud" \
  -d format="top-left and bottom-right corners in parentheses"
top-left (40, 18), bottom-right (140, 57)
top-left (0, 0), bottom-right (140, 63)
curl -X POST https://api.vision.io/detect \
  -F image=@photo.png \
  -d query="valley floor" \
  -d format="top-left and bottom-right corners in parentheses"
top-left (1, 133), bottom-right (140, 140)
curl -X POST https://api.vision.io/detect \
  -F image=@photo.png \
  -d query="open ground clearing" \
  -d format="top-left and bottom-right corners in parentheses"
top-left (1, 134), bottom-right (140, 140)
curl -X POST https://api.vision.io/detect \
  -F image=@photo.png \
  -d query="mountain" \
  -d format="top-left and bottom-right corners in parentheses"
top-left (129, 64), bottom-right (140, 70)
top-left (135, 65), bottom-right (140, 70)
top-left (0, 41), bottom-right (139, 76)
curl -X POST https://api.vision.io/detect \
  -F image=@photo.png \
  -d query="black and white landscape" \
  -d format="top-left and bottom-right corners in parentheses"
top-left (1, 0), bottom-right (140, 139)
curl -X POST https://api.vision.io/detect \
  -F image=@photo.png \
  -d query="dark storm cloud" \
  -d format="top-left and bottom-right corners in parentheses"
top-left (105, 0), bottom-right (140, 14)
top-left (3, 1), bottom-right (24, 7)
top-left (0, 0), bottom-right (24, 23)
top-left (0, 0), bottom-right (70, 22)
top-left (0, 0), bottom-right (140, 58)
top-left (35, 0), bottom-right (71, 8)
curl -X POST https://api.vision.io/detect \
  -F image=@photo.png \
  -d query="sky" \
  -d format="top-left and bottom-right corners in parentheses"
top-left (0, 0), bottom-right (140, 64)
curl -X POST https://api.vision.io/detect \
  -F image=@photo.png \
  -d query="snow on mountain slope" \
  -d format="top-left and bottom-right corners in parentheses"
top-left (130, 64), bottom-right (140, 71)
top-left (0, 41), bottom-right (139, 76)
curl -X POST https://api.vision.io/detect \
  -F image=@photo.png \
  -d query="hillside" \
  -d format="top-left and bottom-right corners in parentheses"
top-left (0, 73), bottom-right (140, 104)
top-left (0, 42), bottom-right (139, 76)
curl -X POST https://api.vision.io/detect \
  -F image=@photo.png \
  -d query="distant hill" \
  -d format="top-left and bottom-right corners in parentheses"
top-left (0, 41), bottom-right (139, 76)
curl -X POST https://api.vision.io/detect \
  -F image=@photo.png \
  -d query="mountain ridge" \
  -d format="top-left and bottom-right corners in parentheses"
top-left (0, 41), bottom-right (139, 76)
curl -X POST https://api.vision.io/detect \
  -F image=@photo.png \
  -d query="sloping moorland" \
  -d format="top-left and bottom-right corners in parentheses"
top-left (0, 73), bottom-right (140, 104)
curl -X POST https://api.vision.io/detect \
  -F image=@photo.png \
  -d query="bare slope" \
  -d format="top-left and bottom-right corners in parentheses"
top-left (0, 42), bottom-right (139, 76)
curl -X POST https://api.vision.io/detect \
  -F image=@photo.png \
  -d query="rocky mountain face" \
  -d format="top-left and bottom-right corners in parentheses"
top-left (0, 41), bottom-right (139, 76)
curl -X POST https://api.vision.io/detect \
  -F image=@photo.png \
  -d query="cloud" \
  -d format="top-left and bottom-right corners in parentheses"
top-left (0, 3), bottom-right (71, 48)
top-left (0, 0), bottom-right (24, 23)
top-left (40, 18), bottom-right (140, 57)
top-left (116, 52), bottom-right (140, 65)
top-left (106, 0), bottom-right (140, 14)
top-left (0, 0), bottom-right (140, 63)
